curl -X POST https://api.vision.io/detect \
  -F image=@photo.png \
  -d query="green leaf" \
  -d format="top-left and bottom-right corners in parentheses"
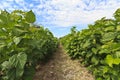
top-left (113, 58), bottom-right (120, 65)
top-left (96, 77), bottom-right (103, 80)
top-left (99, 49), bottom-right (110, 54)
top-left (101, 32), bottom-right (116, 43)
top-left (13, 37), bottom-right (22, 45)
top-left (105, 55), bottom-right (120, 67)
top-left (104, 26), bottom-right (115, 32)
top-left (17, 52), bottom-right (27, 69)
top-left (91, 56), bottom-right (99, 65)
top-left (92, 48), bottom-right (97, 54)
top-left (82, 40), bottom-right (91, 48)
top-left (105, 55), bottom-right (114, 67)
top-left (116, 25), bottom-right (120, 31)
top-left (99, 44), bottom-right (110, 54)
top-left (7, 69), bottom-right (16, 80)
top-left (9, 54), bottom-right (17, 66)
top-left (12, 27), bottom-right (28, 36)
top-left (16, 68), bottom-right (24, 79)
top-left (110, 43), bottom-right (120, 51)
top-left (115, 51), bottom-right (120, 58)
top-left (117, 35), bottom-right (120, 39)
top-left (1, 61), bottom-right (10, 70)
top-left (25, 10), bottom-right (36, 23)
top-left (103, 66), bottom-right (109, 74)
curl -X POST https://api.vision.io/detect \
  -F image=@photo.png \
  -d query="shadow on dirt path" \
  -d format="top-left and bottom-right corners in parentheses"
top-left (33, 45), bottom-right (94, 80)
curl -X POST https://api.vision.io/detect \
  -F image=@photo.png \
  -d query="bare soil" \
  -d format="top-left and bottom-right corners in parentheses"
top-left (33, 45), bottom-right (95, 80)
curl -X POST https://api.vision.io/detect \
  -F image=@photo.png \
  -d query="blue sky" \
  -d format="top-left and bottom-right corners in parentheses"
top-left (0, 0), bottom-right (120, 37)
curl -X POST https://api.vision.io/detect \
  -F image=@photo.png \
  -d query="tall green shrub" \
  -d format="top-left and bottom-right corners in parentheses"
top-left (61, 8), bottom-right (120, 80)
top-left (0, 10), bottom-right (58, 80)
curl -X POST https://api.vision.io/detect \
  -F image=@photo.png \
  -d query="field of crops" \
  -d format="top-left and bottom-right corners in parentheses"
top-left (1, 8), bottom-right (120, 80)
top-left (60, 8), bottom-right (120, 80)
top-left (0, 10), bottom-right (58, 80)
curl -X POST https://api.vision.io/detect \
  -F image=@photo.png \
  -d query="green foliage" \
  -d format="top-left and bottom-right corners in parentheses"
top-left (61, 8), bottom-right (120, 80)
top-left (1, 52), bottom-right (27, 80)
top-left (0, 10), bottom-right (58, 80)
top-left (60, 26), bottom-right (77, 49)
top-left (25, 10), bottom-right (36, 23)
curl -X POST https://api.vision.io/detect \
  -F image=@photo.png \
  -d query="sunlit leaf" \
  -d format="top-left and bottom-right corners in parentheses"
top-left (25, 10), bottom-right (36, 23)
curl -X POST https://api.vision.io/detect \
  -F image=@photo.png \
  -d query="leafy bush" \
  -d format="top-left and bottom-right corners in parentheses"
top-left (0, 10), bottom-right (58, 80)
top-left (60, 26), bottom-right (78, 49)
top-left (61, 8), bottom-right (120, 80)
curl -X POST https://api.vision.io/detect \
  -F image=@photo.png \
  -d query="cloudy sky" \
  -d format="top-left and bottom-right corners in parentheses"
top-left (0, 0), bottom-right (120, 37)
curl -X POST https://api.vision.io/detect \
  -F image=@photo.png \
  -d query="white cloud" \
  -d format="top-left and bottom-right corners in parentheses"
top-left (34, 0), bottom-right (120, 27)
top-left (0, 1), bottom-right (12, 9)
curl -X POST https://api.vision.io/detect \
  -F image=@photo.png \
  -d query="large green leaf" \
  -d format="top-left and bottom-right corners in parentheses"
top-left (17, 52), bottom-right (27, 69)
top-left (16, 68), bottom-right (24, 80)
top-left (105, 55), bottom-right (120, 67)
top-left (92, 48), bottom-right (97, 54)
top-left (104, 26), bottom-right (115, 32)
top-left (108, 43), bottom-right (120, 52)
top-left (115, 51), bottom-right (120, 58)
top-left (116, 25), bottom-right (120, 31)
top-left (1, 53), bottom-right (27, 80)
top-left (1, 61), bottom-right (10, 70)
top-left (9, 54), bottom-right (17, 66)
top-left (12, 27), bottom-right (28, 36)
top-left (91, 56), bottom-right (99, 65)
top-left (101, 32), bottom-right (116, 43)
top-left (102, 66), bottom-right (109, 74)
top-left (7, 69), bottom-right (16, 80)
top-left (25, 10), bottom-right (36, 23)
top-left (113, 58), bottom-right (120, 65)
top-left (82, 40), bottom-right (91, 49)
top-left (105, 55), bottom-right (114, 67)
top-left (13, 37), bottom-right (22, 45)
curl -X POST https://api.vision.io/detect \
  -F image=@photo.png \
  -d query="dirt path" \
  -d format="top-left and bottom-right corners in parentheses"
top-left (33, 45), bottom-right (95, 80)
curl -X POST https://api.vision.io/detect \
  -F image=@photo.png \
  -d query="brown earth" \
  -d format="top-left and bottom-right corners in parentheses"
top-left (33, 45), bottom-right (95, 80)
